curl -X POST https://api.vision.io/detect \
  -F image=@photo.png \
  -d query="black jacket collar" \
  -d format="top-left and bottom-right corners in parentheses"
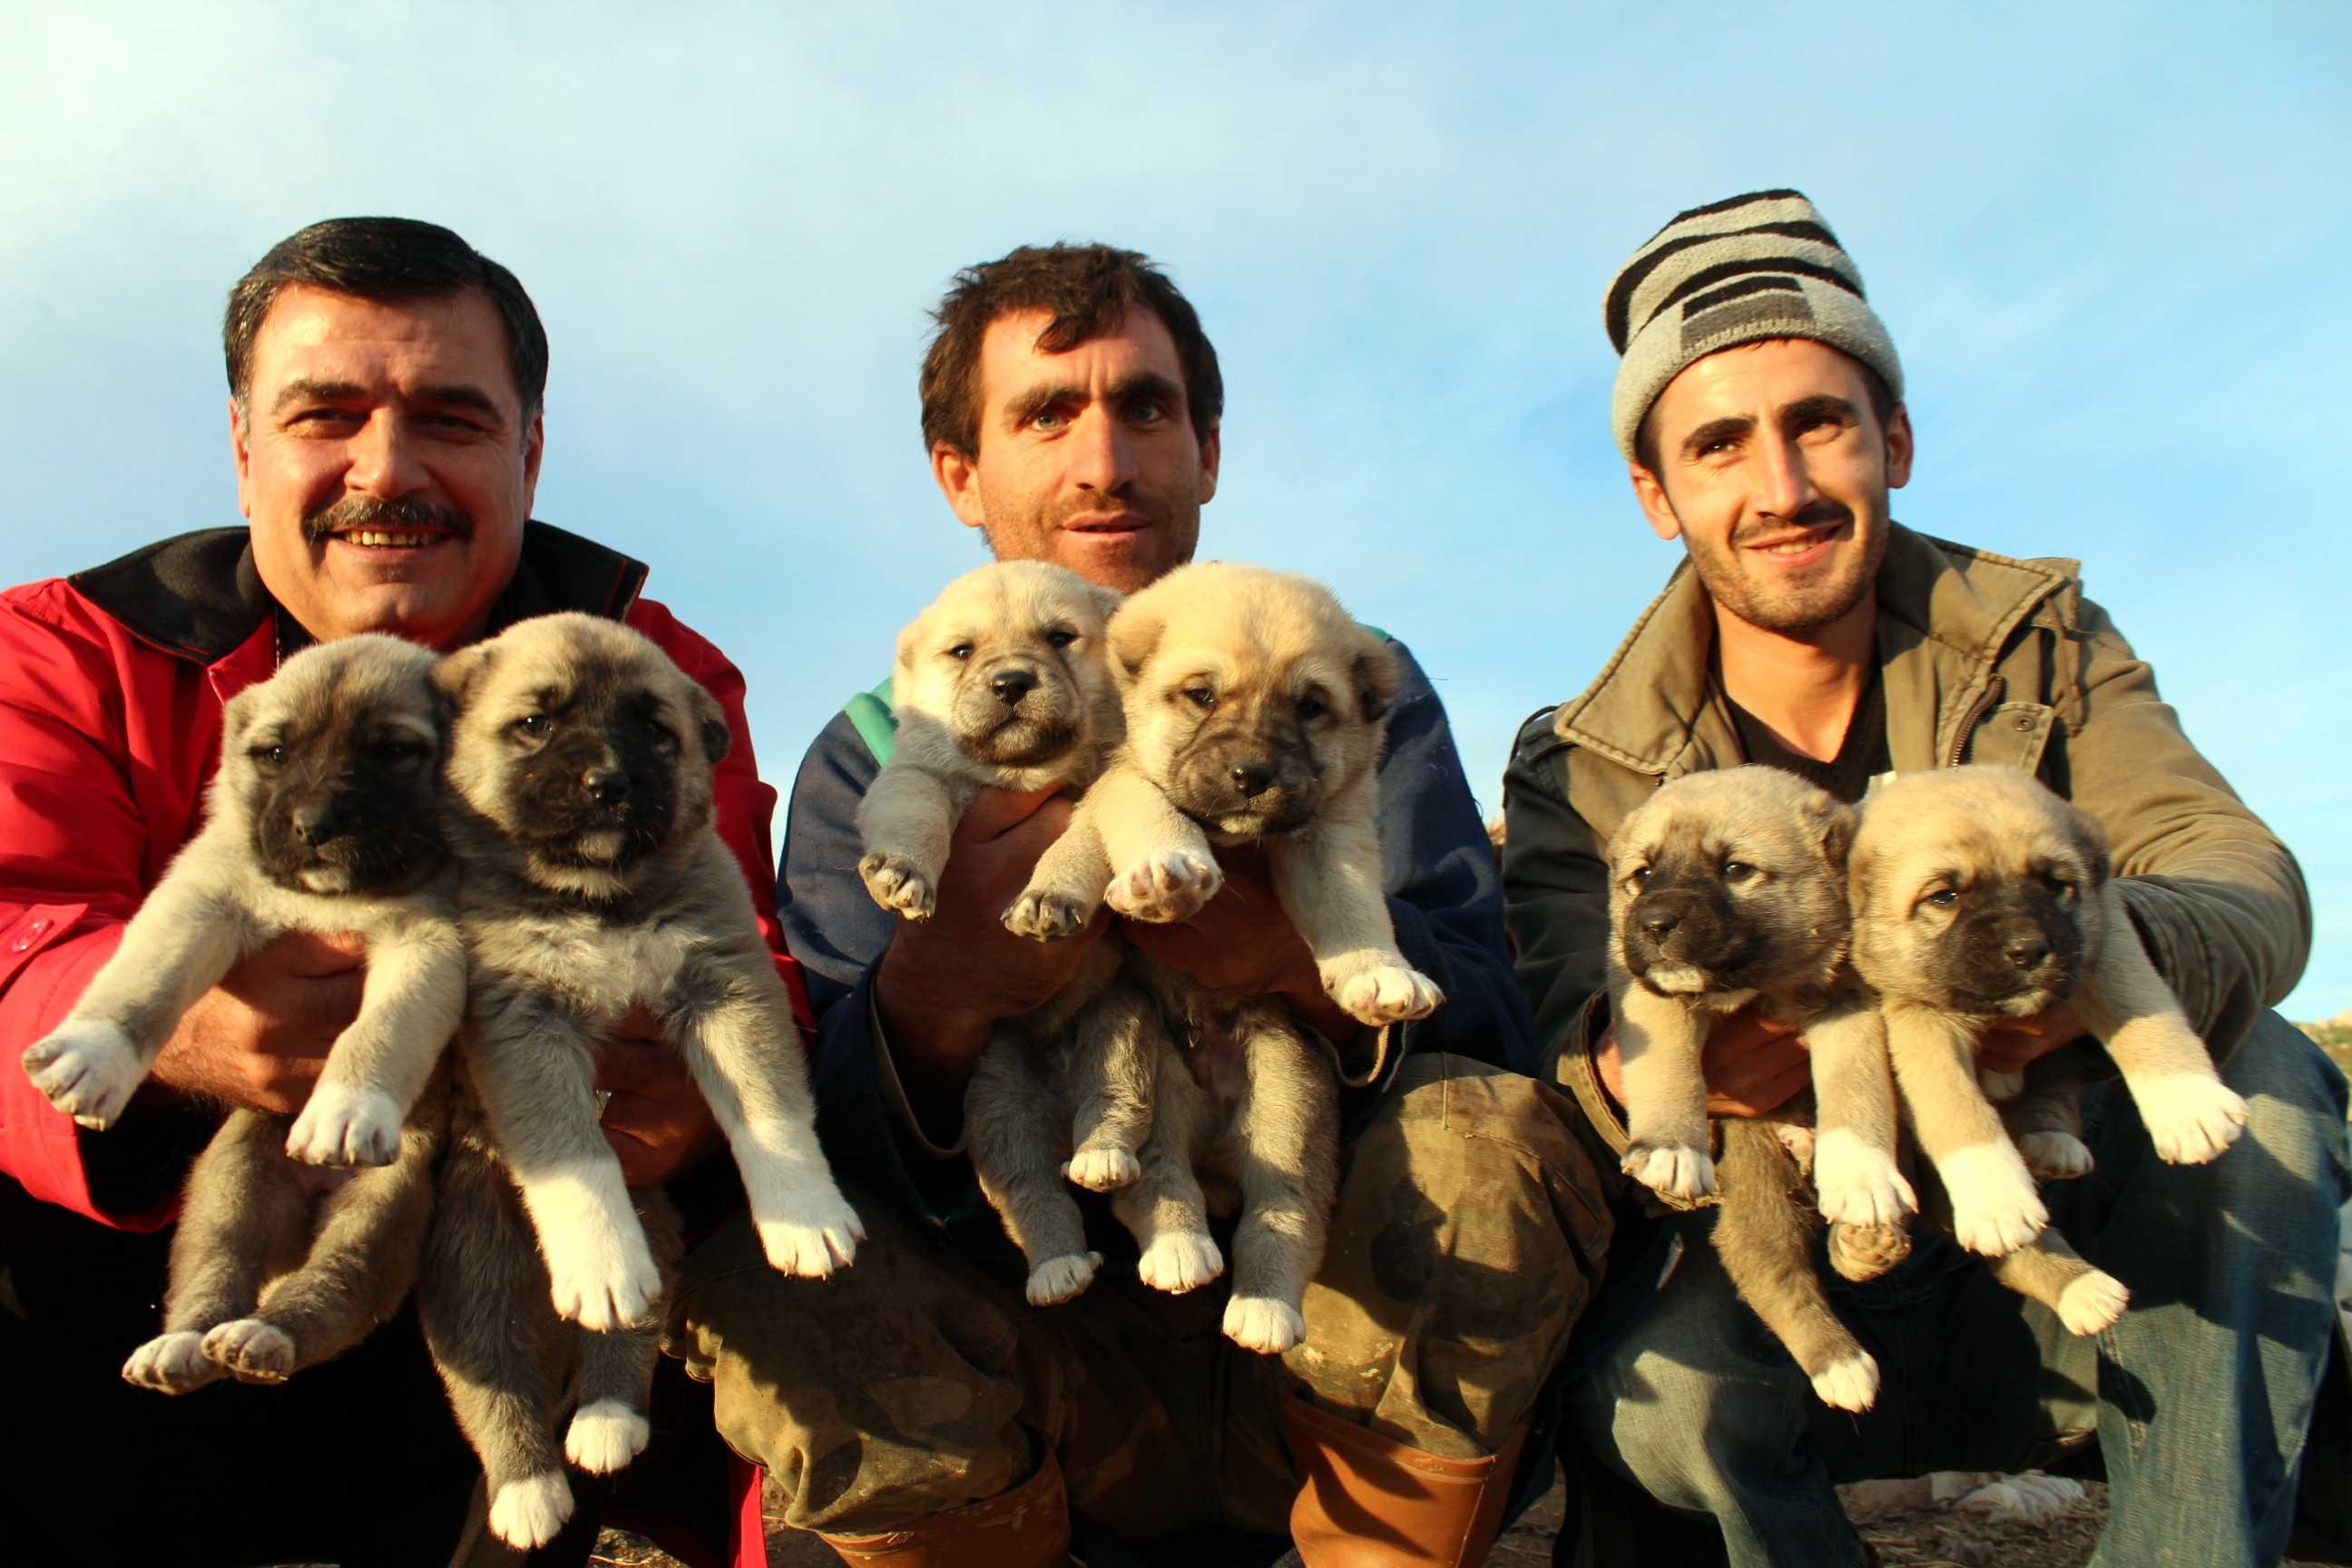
top-left (71, 520), bottom-right (650, 664)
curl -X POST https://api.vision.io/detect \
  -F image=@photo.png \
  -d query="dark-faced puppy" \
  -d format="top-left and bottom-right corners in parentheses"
top-left (424, 612), bottom-right (860, 1550)
top-left (16, 635), bottom-right (466, 1396)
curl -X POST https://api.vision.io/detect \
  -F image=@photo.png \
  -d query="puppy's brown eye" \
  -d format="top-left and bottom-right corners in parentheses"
top-left (249, 744), bottom-right (285, 769)
top-left (1721, 861), bottom-right (1757, 883)
top-left (1183, 687), bottom-right (1216, 710)
top-left (645, 718), bottom-right (678, 753)
top-left (1921, 888), bottom-right (1958, 911)
top-left (1628, 866), bottom-right (1651, 887)
top-left (948, 643), bottom-right (975, 662)
top-left (2047, 877), bottom-right (2077, 901)
top-left (513, 714), bottom-right (550, 739)
top-left (1296, 694), bottom-right (1326, 720)
top-left (1045, 629), bottom-right (1077, 648)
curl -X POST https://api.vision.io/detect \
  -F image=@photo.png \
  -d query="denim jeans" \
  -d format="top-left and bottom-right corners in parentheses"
top-left (1565, 1011), bottom-right (2350, 1568)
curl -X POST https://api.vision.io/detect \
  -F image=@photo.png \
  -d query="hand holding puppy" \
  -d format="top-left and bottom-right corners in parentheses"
top-left (149, 929), bottom-right (368, 1114)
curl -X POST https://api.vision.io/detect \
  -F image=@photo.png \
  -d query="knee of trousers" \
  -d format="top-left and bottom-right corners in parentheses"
top-left (665, 1197), bottom-right (1034, 1534)
top-left (1289, 1053), bottom-right (1612, 1456)
top-left (2227, 1012), bottom-right (2351, 1197)
top-left (1570, 1246), bottom-right (1816, 1514)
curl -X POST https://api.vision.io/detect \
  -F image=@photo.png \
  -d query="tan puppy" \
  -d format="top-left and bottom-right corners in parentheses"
top-left (858, 560), bottom-right (1123, 919)
top-left (17, 635), bottom-right (465, 1396)
top-left (427, 612), bottom-right (860, 1549)
top-left (1604, 765), bottom-right (1907, 1411)
top-left (1849, 765), bottom-right (2244, 1333)
top-left (1009, 563), bottom-right (1431, 1354)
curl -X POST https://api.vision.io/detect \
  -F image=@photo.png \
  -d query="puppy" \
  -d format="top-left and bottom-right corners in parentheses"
top-left (18, 635), bottom-right (467, 1394)
top-left (1010, 564), bottom-right (1435, 1354)
top-left (425, 612), bottom-right (861, 1549)
top-left (1604, 765), bottom-right (1907, 1411)
top-left (852, 562), bottom-right (1167, 1309)
top-left (1849, 765), bottom-right (2243, 1332)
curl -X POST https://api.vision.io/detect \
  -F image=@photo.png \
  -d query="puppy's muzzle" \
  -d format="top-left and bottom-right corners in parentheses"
top-left (989, 666), bottom-right (1039, 708)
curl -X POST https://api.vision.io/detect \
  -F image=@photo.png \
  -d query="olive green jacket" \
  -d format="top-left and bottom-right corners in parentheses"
top-left (1501, 522), bottom-right (2311, 1154)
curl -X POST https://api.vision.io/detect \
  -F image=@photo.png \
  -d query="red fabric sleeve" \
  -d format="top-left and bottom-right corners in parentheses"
top-left (626, 599), bottom-right (814, 1036)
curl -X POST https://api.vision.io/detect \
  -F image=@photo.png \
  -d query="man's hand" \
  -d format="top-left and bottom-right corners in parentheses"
top-left (1976, 1004), bottom-right (2085, 1077)
top-left (149, 930), bottom-right (367, 1113)
top-left (595, 1006), bottom-right (722, 1187)
top-left (1593, 1004), bottom-right (1810, 1121)
top-left (1119, 846), bottom-right (1364, 1044)
top-left (873, 787), bottom-right (1109, 1131)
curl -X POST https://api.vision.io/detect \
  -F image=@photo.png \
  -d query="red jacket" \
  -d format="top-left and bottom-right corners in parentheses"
top-left (0, 521), bottom-right (810, 1221)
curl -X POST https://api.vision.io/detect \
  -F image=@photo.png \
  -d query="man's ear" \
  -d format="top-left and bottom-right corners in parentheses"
top-left (1352, 636), bottom-right (1402, 724)
top-left (522, 411), bottom-right (546, 512)
top-left (931, 440), bottom-right (987, 532)
top-left (1107, 603), bottom-right (1164, 685)
top-left (432, 643), bottom-right (494, 709)
top-left (230, 397), bottom-right (255, 521)
top-left (688, 681), bottom-right (732, 765)
top-left (1196, 419), bottom-right (1220, 505)
top-left (1883, 401), bottom-right (1915, 490)
top-left (1630, 458), bottom-right (1681, 543)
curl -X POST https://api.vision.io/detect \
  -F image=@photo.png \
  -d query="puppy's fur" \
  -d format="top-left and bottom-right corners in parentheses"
top-left (853, 563), bottom-right (1171, 1311)
top-left (1604, 765), bottom-right (1906, 1410)
top-left (1849, 765), bottom-right (2242, 1334)
top-left (1008, 564), bottom-right (1428, 1354)
top-left (18, 636), bottom-right (464, 1393)
top-left (425, 612), bottom-right (860, 1548)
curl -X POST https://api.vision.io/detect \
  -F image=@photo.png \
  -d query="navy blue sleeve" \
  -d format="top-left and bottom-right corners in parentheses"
top-left (778, 711), bottom-right (993, 1236)
top-left (1359, 642), bottom-right (1536, 1103)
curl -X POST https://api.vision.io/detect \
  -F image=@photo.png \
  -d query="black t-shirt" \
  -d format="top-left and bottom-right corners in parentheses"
top-left (1722, 666), bottom-right (1890, 806)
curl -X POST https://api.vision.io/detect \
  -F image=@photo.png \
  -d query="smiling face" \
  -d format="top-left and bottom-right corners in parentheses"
top-left (1631, 338), bottom-right (1912, 642)
top-left (932, 308), bottom-right (1219, 594)
top-left (234, 284), bottom-right (543, 651)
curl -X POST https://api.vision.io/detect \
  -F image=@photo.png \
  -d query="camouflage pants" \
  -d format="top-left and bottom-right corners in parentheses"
top-left (667, 1052), bottom-right (1611, 1538)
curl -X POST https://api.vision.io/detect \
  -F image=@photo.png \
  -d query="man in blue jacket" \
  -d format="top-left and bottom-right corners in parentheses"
top-left (669, 243), bottom-right (1608, 1567)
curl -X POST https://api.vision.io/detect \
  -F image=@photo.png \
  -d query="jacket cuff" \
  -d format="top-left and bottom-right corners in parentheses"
top-left (1552, 987), bottom-right (1632, 1156)
top-left (868, 988), bottom-right (967, 1159)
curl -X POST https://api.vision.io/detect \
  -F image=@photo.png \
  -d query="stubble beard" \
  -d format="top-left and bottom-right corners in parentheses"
top-left (1681, 499), bottom-right (1889, 636)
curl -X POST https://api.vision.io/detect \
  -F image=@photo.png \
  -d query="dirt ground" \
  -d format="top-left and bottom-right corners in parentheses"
top-left (586, 1467), bottom-right (2308, 1568)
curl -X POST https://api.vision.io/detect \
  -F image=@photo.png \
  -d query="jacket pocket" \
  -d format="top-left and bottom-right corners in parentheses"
top-left (0, 903), bottom-right (89, 994)
top-left (1962, 701), bottom-right (2055, 774)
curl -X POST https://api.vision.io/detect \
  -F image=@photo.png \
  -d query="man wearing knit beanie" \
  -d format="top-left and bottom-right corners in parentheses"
top-left (1501, 189), bottom-right (2349, 1567)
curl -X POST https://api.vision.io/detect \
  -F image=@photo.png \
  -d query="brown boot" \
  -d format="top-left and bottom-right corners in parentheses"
top-left (815, 1447), bottom-right (1073, 1567)
top-left (1282, 1394), bottom-right (1531, 1567)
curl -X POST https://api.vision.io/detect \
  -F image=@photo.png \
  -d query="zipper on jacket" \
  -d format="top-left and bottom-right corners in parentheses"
top-left (1945, 676), bottom-right (2004, 768)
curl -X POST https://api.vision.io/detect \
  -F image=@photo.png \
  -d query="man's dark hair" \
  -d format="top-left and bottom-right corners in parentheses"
top-left (919, 242), bottom-right (1223, 457)
top-left (1632, 353), bottom-right (1896, 476)
top-left (224, 217), bottom-right (549, 422)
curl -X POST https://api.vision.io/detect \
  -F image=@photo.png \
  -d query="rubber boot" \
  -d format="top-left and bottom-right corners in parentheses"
top-left (814, 1447), bottom-right (1072, 1567)
top-left (1283, 1393), bottom-right (1531, 1567)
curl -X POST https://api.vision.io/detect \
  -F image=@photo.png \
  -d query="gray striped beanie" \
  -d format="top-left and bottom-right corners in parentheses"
top-left (1604, 189), bottom-right (1903, 460)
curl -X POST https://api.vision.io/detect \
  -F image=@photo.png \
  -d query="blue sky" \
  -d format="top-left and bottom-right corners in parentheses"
top-left (5, 3), bottom-right (2347, 1015)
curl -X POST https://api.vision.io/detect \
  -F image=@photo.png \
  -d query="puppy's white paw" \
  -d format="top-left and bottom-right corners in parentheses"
top-left (752, 1182), bottom-right (866, 1278)
top-left (1320, 954), bottom-right (1445, 1025)
top-left (1004, 888), bottom-right (1091, 942)
top-left (23, 1020), bottom-right (144, 1130)
top-left (1136, 1230), bottom-right (1224, 1294)
top-left (2133, 1073), bottom-right (2249, 1165)
top-left (122, 1330), bottom-right (223, 1394)
top-left (1222, 1295), bottom-right (1306, 1354)
top-left (544, 1224), bottom-right (665, 1332)
top-left (201, 1318), bottom-right (295, 1382)
top-left (2057, 1270), bottom-right (2131, 1337)
top-left (488, 1472), bottom-right (573, 1550)
top-left (1941, 1142), bottom-right (2048, 1256)
top-left (1978, 1068), bottom-right (2027, 1102)
top-left (284, 1083), bottom-right (404, 1168)
top-left (2018, 1131), bottom-right (2095, 1181)
top-left (1622, 1142), bottom-right (1717, 1200)
top-left (858, 851), bottom-right (936, 921)
top-left (1106, 848), bottom-right (1221, 923)
top-left (1809, 1350), bottom-right (1880, 1412)
top-left (1063, 1148), bottom-right (1141, 1192)
top-left (1826, 1220), bottom-right (1912, 1284)
top-left (1812, 1132), bottom-right (1917, 1228)
top-left (565, 1397), bottom-right (652, 1475)
top-left (1025, 1251), bottom-right (1102, 1306)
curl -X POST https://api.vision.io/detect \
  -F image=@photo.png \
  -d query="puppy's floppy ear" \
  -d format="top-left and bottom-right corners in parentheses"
top-left (1806, 794), bottom-right (1859, 871)
top-left (891, 617), bottom-right (926, 682)
top-left (686, 680), bottom-right (732, 765)
top-left (2053, 793), bottom-right (2112, 893)
top-left (1351, 635), bottom-right (1402, 724)
top-left (1087, 583), bottom-right (1125, 627)
top-left (432, 643), bottom-right (495, 710)
top-left (1107, 603), bottom-right (1164, 685)
top-left (220, 685), bottom-right (260, 745)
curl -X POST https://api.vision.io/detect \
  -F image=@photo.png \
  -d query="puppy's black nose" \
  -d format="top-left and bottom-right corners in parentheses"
top-left (583, 766), bottom-right (630, 804)
top-left (1230, 760), bottom-right (1276, 798)
top-left (991, 668), bottom-right (1038, 706)
top-left (1634, 890), bottom-right (1691, 944)
top-left (291, 805), bottom-right (337, 845)
top-left (2004, 933), bottom-right (2051, 971)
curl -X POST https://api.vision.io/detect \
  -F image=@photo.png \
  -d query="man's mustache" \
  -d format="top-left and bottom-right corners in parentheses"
top-left (1735, 500), bottom-right (1852, 546)
top-left (302, 495), bottom-right (475, 546)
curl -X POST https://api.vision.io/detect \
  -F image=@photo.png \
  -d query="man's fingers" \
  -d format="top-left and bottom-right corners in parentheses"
top-left (270, 928), bottom-right (373, 973)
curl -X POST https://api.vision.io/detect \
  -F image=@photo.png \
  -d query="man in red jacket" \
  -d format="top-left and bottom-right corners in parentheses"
top-left (0, 217), bottom-right (787, 1568)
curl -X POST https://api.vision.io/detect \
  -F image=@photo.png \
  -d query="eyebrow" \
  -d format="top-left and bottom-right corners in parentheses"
top-left (1679, 415), bottom-right (1752, 460)
top-left (269, 377), bottom-right (506, 425)
top-left (1002, 370), bottom-right (1184, 429)
top-left (1677, 394), bottom-right (1863, 460)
